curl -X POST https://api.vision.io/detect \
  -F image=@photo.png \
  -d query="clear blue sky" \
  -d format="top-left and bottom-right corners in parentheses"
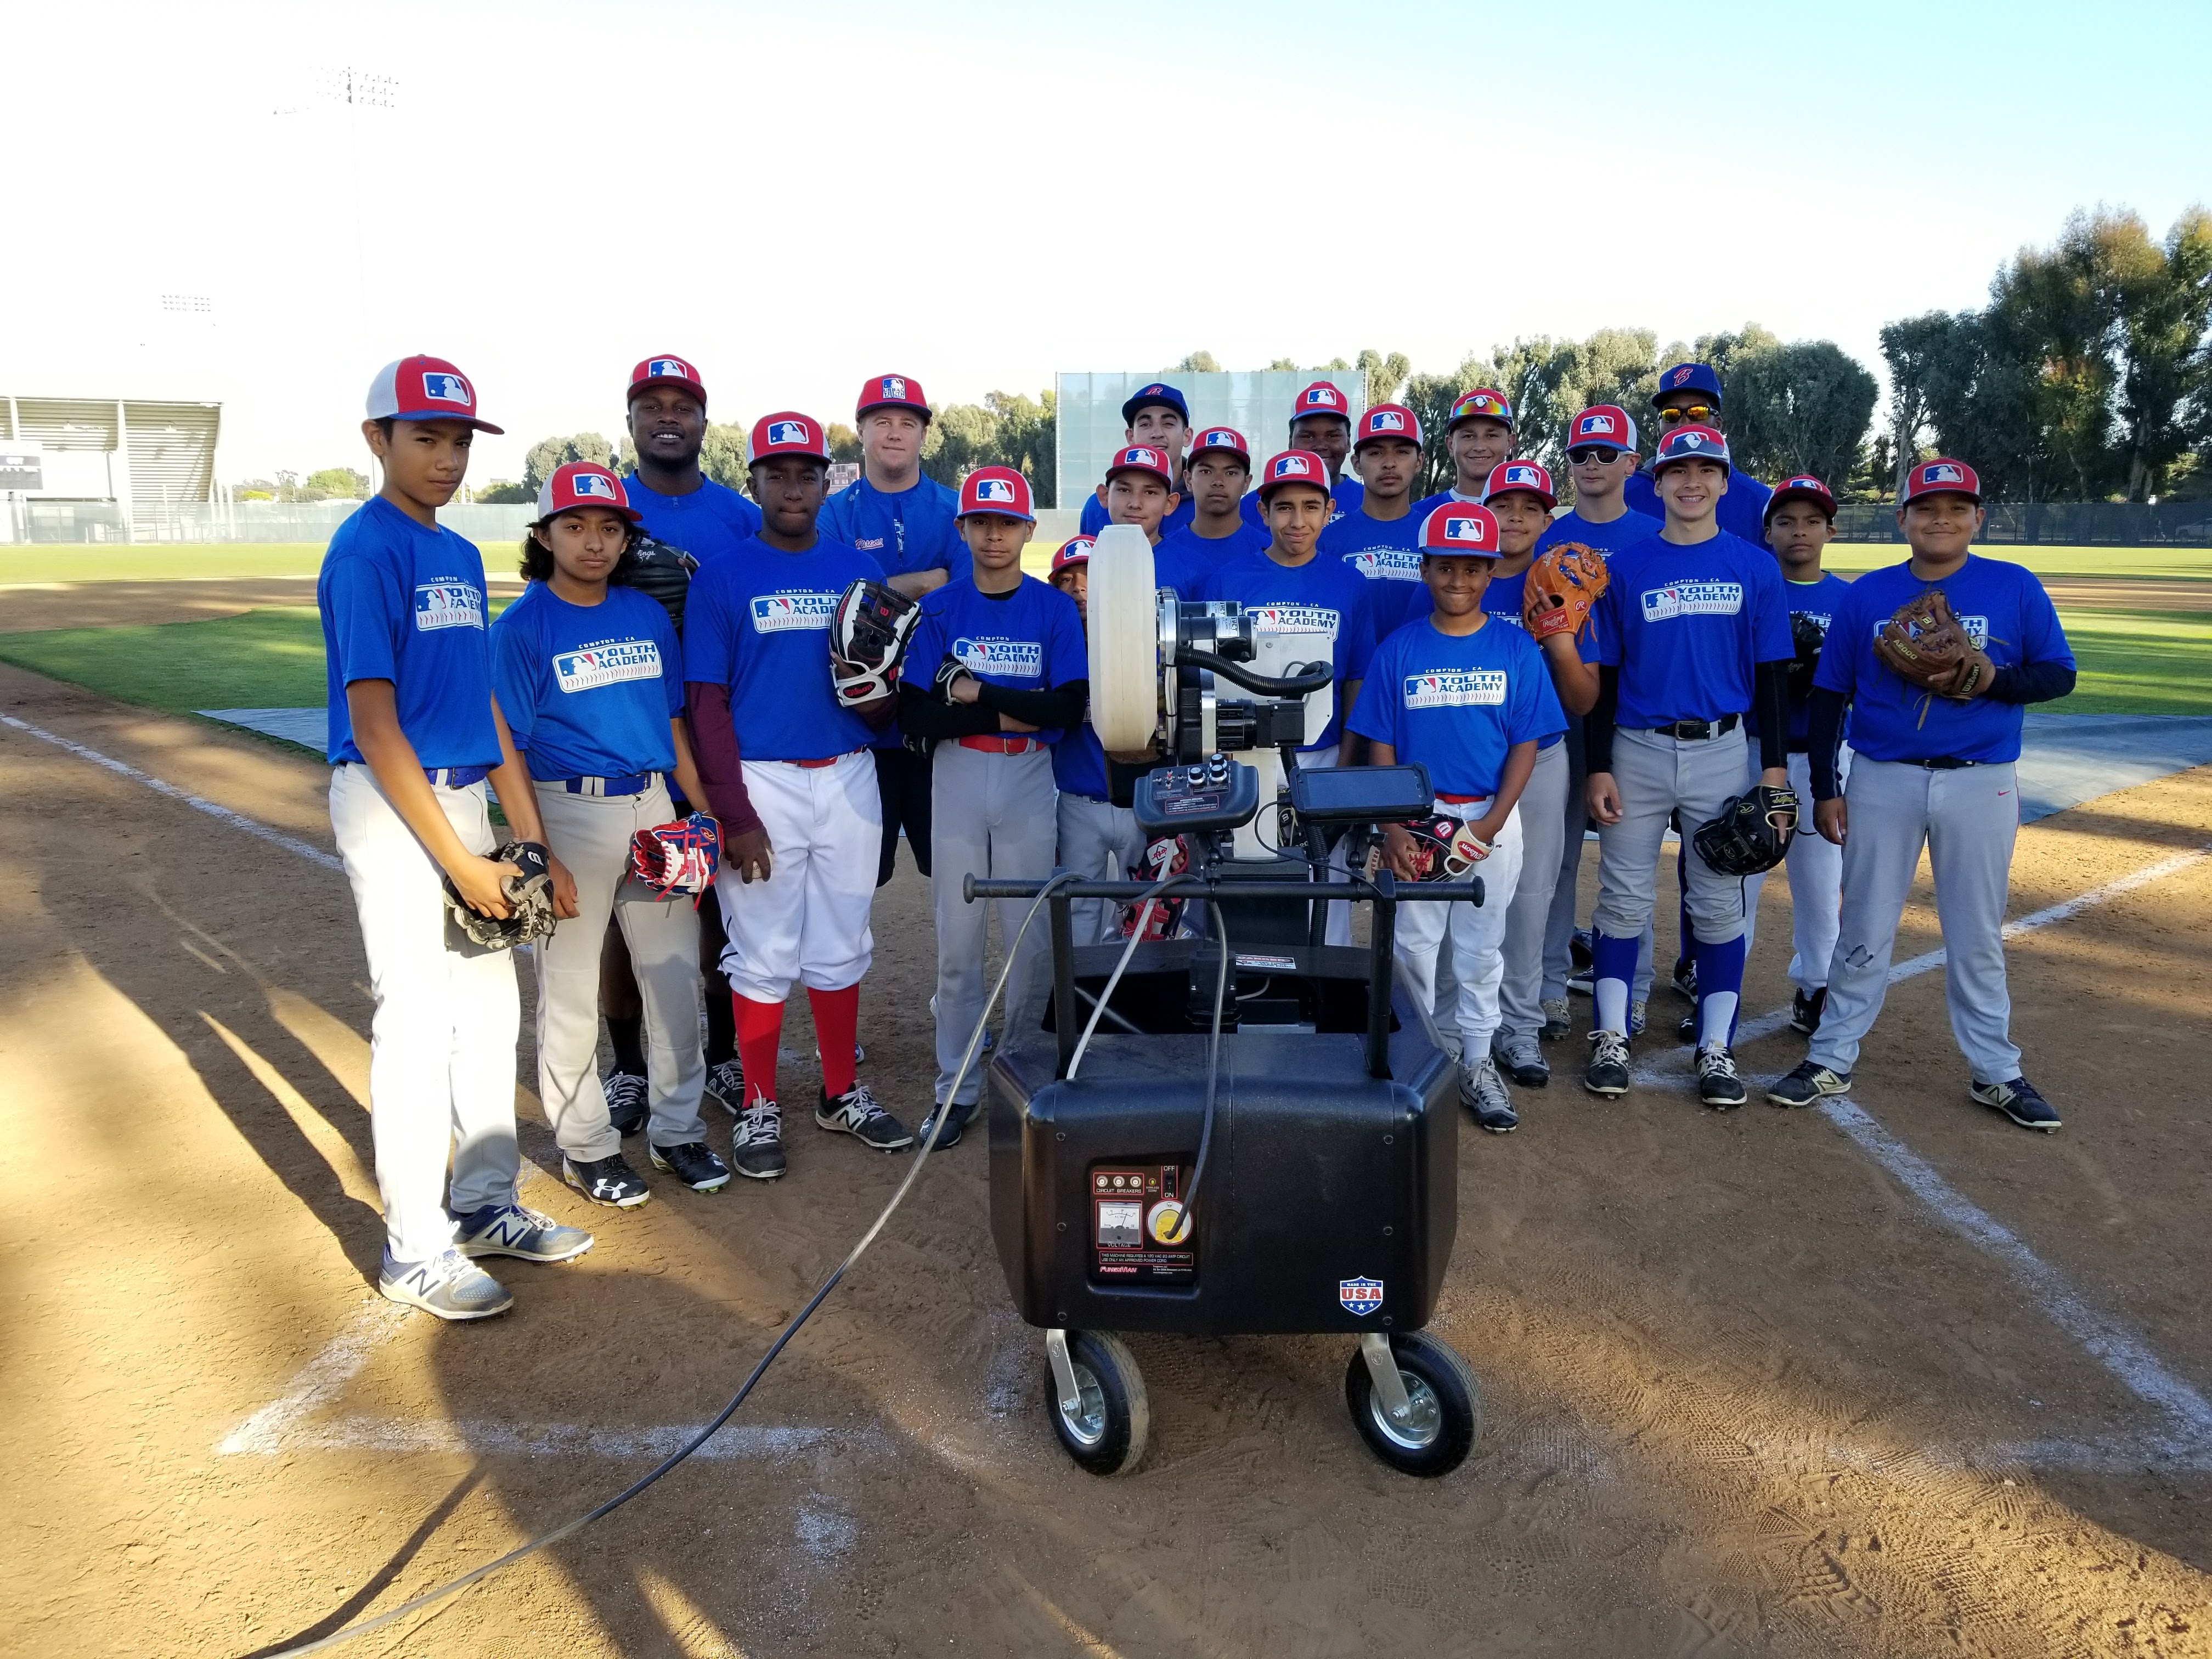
top-left (5, 0), bottom-right (2207, 487)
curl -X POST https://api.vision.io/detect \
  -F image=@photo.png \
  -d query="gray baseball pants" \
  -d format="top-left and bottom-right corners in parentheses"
top-left (1056, 790), bottom-right (1149, 946)
top-left (1494, 738), bottom-right (1567, 1049)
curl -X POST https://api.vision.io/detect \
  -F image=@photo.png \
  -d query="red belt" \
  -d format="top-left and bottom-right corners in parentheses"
top-left (791, 751), bottom-right (862, 769)
top-left (1436, 792), bottom-right (1492, 805)
top-left (957, 735), bottom-right (1043, 754)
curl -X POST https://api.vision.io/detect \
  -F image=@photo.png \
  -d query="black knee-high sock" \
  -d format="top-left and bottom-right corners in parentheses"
top-left (702, 986), bottom-right (736, 1067)
top-left (606, 1014), bottom-right (647, 1076)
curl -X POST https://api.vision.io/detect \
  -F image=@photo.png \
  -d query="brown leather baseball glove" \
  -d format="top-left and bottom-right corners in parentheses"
top-left (1523, 541), bottom-right (1610, 641)
top-left (1874, 588), bottom-right (1992, 707)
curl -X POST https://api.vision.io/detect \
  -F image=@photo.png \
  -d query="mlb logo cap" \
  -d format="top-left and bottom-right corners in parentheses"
top-left (1291, 380), bottom-right (1353, 424)
top-left (1104, 444), bottom-right (1176, 487)
top-left (1650, 424), bottom-right (1731, 475)
top-left (958, 465), bottom-right (1035, 522)
top-left (629, 354), bottom-right (707, 408)
top-left (1355, 403), bottom-right (1423, 448)
top-left (748, 410), bottom-right (832, 465)
top-left (1446, 388), bottom-right (1514, 432)
top-left (1256, 449), bottom-right (1331, 498)
top-left (1190, 426), bottom-right (1250, 463)
top-left (537, 461), bottom-right (641, 523)
top-left (364, 356), bottom-right (503, 434)
top-left (1567, 404), bottom-right (1638, 453)
top-left (1050, 536), bottom-right (1094, 574)
top-left (1654, 362), bottom-right (1724, 406)
top-left (1419, 501), bottom-right (1499, 555)
top-left (1483, 460), bottom-right (1556, 511)
top-left (1767, 473), bottom-right (1838, 520)
top-left (1120, 381), bottom-right (1190, 425)
top-left (1901, 458), bottom-right (1982, 504)
top-left (856, 372), bottom-right (931, 421)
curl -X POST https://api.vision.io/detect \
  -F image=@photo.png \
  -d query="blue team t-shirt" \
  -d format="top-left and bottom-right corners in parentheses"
top-left (1477, 564), bottom-right (1582, 751)
top-left (1153, 520), bottom-right (1268, 597)
top-left (1814, 555), bottom-right (2072, 765)
top-left (1239, 473), bottom-right (1362, 531)
top-left (905, 574), bottom-right (1088, 747)
top-left (1319, 504), bottom-right (1430, 634)
top-left (622, 473), bottom-right (762, 569)
top-left (1053, 719), bottom-right (1112, 799)
top-left (318, 495), bottom-right (502, 769)
top-left (1081, 487), bottom-right (1195, 541)
top-left (1592, 531), bottom-right (1793, 728)
top-left (1536, 505), bottom-right (1664, 558)
top-left (682, 534), bottom-right (888, 762)
top-left (818, 475), bottom-right (970, 587)
top-left (1779, 571), bottom-right (1854, 749)
top-left (1623, 465), bottom-right (1771, 544)
top-left (1196, 549), bottom-right (1378, 753)
top-left (490, 583), bottom-right (682, 782)
top-left (1348, 614), bottom-right (1566, 800)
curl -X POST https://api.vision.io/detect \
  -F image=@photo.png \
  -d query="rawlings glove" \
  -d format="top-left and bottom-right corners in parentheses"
top-left (1873, 588), bottom-right (1994, 713)
top-left (830, 578), bottom-right (919, 706)
top-left (442, 839), bottom-right (560, 950)
top-left (628, 812), bottom-right (721, 906)
top-left (1522, 541), bottom-right (1610, 641)
top-left (1692, 785), bottom-right (1798, 878)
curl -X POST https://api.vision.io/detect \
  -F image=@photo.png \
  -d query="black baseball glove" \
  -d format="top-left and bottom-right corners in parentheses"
top-left (1692, 785), bottom-right (1799, 877)
top-left (442, 839), bottom-right (560, 950)
top-left (620, 534), bottom-right (698, 630)
top-left (831, 578), bottom-right (920, 706)
top-left (1787, 610), bottom-right (1827, 701)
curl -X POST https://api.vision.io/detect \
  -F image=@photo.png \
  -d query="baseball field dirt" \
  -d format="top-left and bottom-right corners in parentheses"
top-left (3, 657), bottom-right (2209, 1658)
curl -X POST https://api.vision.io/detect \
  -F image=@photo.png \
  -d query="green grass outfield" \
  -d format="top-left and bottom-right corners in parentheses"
top-left (0, 590), bottom-right (2201, 724)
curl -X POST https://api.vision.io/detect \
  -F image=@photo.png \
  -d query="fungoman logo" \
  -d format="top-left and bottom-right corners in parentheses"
top-left (1404, 669), bottom-right (1508, 708)
top-left (951, 636), bottom-right (1045, 677)
top-left (413, 581), bottom-right (483, 631)
top-left (750, 591), bottom-right (838, 632)
top-left (1640, 582), bottom-right (1744, 621)
top-left (552, 639), bottom-right (662, 692)
top-left (1247, 605), bottom-right (1339, 637)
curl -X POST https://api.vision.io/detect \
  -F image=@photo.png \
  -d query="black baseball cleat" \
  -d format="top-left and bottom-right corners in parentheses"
top-left (918, 1099), bottom-right (977, 1149)
top-left (1671, 958), bottom-right (1698, 1002)
top-left (1676, 1011), bottom-right (1697, 1045)
top-left (1768, 1060), bottom-right (1851, 1108)
top-left (729, 1098), bottom-right (787, 1179)
top-left (1492, 1034), bottom-right (1549, 1088)
top-left (1790, 988), bottom-right (1827, 1036)
top-left (816, 1081), bottom-right (915, 1150)
top-left (651, 1141), bottom-right (732, 1192)
top-left (602, 1071), bottom-right (648, 1136)
top-left (1971, 1076), bottom-right (2061, 1131)
top-left (703, 1057), bottom-right (745, 1116)
top-left (1461, 1057), bottom-right (1518, 1133)
top-left (563, 1152), bottom-right (651, 1208)
top-left (1569, 927), bottom-right (1594, 972)
top-left (1694, 1044), bottom-right (1747, 1108)
top-left (1583, 1029), bottom-right (1631, 1097)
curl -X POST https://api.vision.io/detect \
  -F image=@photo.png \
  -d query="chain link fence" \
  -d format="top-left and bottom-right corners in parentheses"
top-left (1834, 500), bottom-right (2212, 545)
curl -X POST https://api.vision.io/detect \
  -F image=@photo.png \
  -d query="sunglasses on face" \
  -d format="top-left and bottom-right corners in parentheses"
top-left (1657, 404), bottom-right (1717, 426)
top-left (1567, 445), bottom-right (1625, 464)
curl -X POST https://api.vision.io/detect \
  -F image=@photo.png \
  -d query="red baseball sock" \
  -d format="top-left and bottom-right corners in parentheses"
top-left (808, 983), bottom-right (860, 1097)
top-left (733, 994), bottom-right (783, 1105)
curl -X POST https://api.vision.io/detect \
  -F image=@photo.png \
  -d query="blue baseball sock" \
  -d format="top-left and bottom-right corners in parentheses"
top-left (1591, 931), bottom-right (1639, 1035)
top-left (1693, 932), bottom-right (1747, 1048)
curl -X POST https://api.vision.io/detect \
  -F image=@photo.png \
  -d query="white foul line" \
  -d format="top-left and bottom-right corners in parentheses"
top-left (218, 1299), bottom-right (410, 1453)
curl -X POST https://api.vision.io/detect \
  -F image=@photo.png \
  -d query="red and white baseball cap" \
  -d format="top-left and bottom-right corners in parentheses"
top-left (365, 355), bottom-right (503, 434)
top-left (1355, 403), bottom-right (1424, 449)
top-left (856, 372), bottom-right (930, 421)
top-left (1050, 536), bottom-right (1094, 574)
top-left (958, 465), bottom-right (1035, 521)
top-left (1650, 424), bottom-right (1731, 476)
top-left (1483, 460), bottom-right (1556, 511)
top-left (1768, 473), bottom-right (1838, 520)
top-left (1419, 501), bottom-right (1500, 556)
top-left (536, 461), bottom-right (641, 523)
top-left (1104, 444), bottom-right (1176, 487)
top-left (1256, 449), bottom-right (1331, 498)
top-left (748, 411), bottom-right (832, 465)
top-left (1189, 426), bottom-right (1250, 464)
top-left (629, 354), bottom-right (707, 408)
top-left (1901, 458), bottom-right (1982, 504)
top-left (1445, 388), bottom-right (1513, 433)
top-left (1290, 380), bottom-right (1353, 424)
top-left (1567, 404), bottom-right (1638, 454)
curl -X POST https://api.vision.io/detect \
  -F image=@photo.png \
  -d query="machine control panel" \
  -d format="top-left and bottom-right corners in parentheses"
top-left (1131, 754), bottom-right (1259, 838)
top-left (1089, 1163), bottom-right (1197, 1283)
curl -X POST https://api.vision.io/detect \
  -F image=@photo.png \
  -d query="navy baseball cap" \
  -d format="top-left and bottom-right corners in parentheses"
top-left (1121, 382), bottom-right (1190, 425)
top-left (1654, 362), bottom-right (1723, 407)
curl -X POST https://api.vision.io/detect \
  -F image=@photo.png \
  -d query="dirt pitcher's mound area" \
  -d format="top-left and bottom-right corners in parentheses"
top-left (2, 662), bottom-right (2209, 1658)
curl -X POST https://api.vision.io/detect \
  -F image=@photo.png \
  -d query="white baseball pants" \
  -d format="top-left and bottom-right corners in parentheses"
top-left (715, 752), bottom-right (879, 1003)
top-left (1493, 738), bottom-right (1568, 1048)
top-left (1393, 797), bottom-right (1525, 1059)
top-left (1056, 790), bottom-right (1149, 946)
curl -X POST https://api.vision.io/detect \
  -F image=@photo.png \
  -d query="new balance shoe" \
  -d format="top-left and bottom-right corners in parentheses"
top-left (1694, 1043), bottom-right (1747, 1109)
top-left (603, 1070), bottom-right (648, 1136)
top-left (729, 1097), bottom-right (787, 1179)
top-left (1584, 1029), bottom-right (1630, 1097)
top-left (562, 1153), bottom-right (651, 1209)
top-left (918, 1098), bottom-right (977, 1149)
top-left (379, 1248), bottom-right (513, 1320)
top-left (704, 1057), bottom-right (745, 1116)
top-left (1540, 996), bottom-right (1572, 1041)
top-left (1790, 988), bottom-right (1827, 1037)
top-left (1460, 1056), bottom-right (1518, 1133)
top-left (816, 1081), bottom-right (914, 1150)
top-left (1493, 1032), bottom-right (1549, 1088)
top-left (1971, 1076), bottom-right (2061, 1131)
top-left (1671, 958), bottom-right (1699, 1002)
top-left (1768, 1060), bottom-right (1851, 1108)
top-left (651, 1141), bottom-right (732, 1192)
top-left (456, 1201), bottom-right (595, 1262)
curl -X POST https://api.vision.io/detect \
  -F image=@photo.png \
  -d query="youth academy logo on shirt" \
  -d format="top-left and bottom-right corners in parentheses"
top-left (1403, 669), bottom-right (1509, 708)
top-left (414, 581), bottom-right (484, 631)
top-left (1640, 582), bottom-right (1745, 622)
top-left (1342, 548), bottom-right (1424, 583)
top-left (552, 638), bottom-right (663, 692)
top-left (951, 635), bottom-right (1045, 677)
top-left (750, 591), bottom-right (839, 632)
top-left (1246, 605), bottom-right (1340, 638)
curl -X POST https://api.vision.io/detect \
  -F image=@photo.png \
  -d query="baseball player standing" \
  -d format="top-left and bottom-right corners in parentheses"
top-left (1769, 460), bottom-right (2076, 1129)
top-left (682, 411), bottom-right (915, 1180)
top-left (1047, 538), bottom-right (1155, 945)
top-left (898, 469), bottom-right (1088, 1146)
top-left (1240, 380), bottom-right (1366, 529)
top-left (323, 356), bottom-right (592, 1320)
top-left (1409, 388), bottom-right (1517, 521)
top-left (1350, 503), bottom-right (1565, 1133)
top-left (1320, 403), bottom-right (1432, 635)
top-left (492, 462), bottom-right (730, 1206)
top-left (1581, 424), bottom-right (1795, 1107)
top-left (1079, 382), bottom-right (1197, 540)
top-left (1624, 363), bottom-right (1774, 540)
top-left (1153, 427), bottom-right (1265, 596)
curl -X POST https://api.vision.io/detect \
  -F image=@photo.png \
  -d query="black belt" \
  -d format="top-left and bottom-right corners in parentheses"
top-left (1910, 756), bottom-right (1978, 770)
top-left (1641, 714), bottom-right (1740, 741)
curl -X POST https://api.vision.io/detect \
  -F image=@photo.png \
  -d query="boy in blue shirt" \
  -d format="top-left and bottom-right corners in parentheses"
top-left (1321, 403), bottom-right (1430, 635)
top-left (1623, 364), bottom-right (1773, 541)
top-left (1770, 461), bottom-right (2075, 1130)
top-left (1077, 382), bottom-right (1196, 540)
top-left (1351, 503), bottom-right (1566, 1133)
top-left (323, 355), bottom-right (592, 1321)
top-left (1153, 426), bottom-right (1266, 596)
top-left (898, 469), bottom-right (1088, 1146)
top-left (1409, 387), bottom-right (1516, 521)
top-left (1047, 538), bottom-right (1155, 947)
top-left (623, 353), bottom-right (762, 568)
top-left (1240, 379), bottom-right (1365, 530)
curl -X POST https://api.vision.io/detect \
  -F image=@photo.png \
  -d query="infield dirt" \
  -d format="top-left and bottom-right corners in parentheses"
top-left (2, 657), bottom-right (2209, 1657)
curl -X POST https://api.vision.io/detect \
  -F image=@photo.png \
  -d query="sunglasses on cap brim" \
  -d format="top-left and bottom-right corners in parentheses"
top-left (1657, 404), bottom-right (1718, 425)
